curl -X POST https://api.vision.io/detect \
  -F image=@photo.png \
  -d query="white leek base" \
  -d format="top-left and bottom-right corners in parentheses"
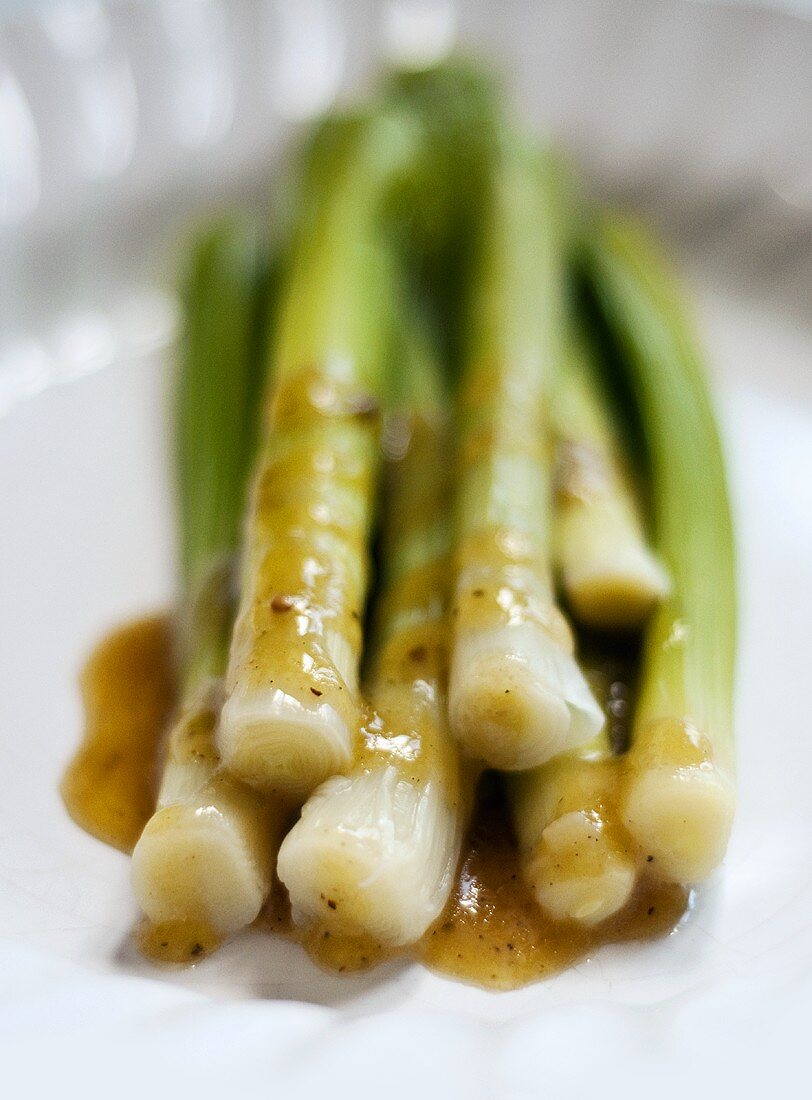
top-left (131, 802), bottom-right (269, 936)
top-left (622, 763), bottom-right (736, 883)
top-left (218, 687), bottom-right (353, 798)
top-left (564, 540), bottom-right (670, 630)
top-left (449, 623), bottom-right (605, 770)
top-left (277, 765), bottom-right (460, 946)
top-left (522, 810), bottom-right (637, 925)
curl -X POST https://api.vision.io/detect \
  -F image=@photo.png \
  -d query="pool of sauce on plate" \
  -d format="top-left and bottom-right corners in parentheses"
top-left (61, 615), bottom-right (175, 854)
top-left (418, 775), bottom-right (688, 989)
top-left (62, 615), bottom-right (689, 986)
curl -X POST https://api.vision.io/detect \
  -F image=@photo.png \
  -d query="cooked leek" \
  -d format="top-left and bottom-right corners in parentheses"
top-left (131, 221), bottom-right (283, 944)
top-left (511, 658), bottom-right (636, 925)
top-left (552, 332), bottom-right (669, 628)
top-left (583, 215), bottom-right (736, 884)
top-left (277, 314), bottom-right (467, 946)
top-left (448, 141), bottom-right (603, 771)
top-left (218, 115), bottom-right (414, 798)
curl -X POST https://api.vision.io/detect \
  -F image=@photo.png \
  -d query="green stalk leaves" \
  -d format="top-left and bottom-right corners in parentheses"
top-left (582, 215), bottom-right (736, 882)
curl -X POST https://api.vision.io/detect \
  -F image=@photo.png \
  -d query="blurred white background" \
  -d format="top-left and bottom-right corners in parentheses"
top-left (1, 0), bottom-right (812, 418)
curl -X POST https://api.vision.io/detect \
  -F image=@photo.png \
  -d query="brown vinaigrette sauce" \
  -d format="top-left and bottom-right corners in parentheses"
top-left (62, 615), bottom-right (689, 987)
top-left (135, 917), bottom-right (225, 964)
top-left (61, 616), bottom-right (176, 853)
top-left (418, 775), bottom-right (688, 988)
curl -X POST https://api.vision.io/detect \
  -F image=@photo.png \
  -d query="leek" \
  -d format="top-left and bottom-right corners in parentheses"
top-left (448, 140), bottom-right (603, 771)
top-left (552, 331), bottom-right (669, 628)
top-left (277, 312), bottom-right (467, 946)
top-left (131, 220), bottom-right (283, 944)
top-left (582, 214), bottom-right (736, 883)
top-left (511, 651), bottom-right (637, 924)
top-left (218, 114), bottom-right (416, 798)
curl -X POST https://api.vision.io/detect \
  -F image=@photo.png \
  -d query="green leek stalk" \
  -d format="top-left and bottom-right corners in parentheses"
top-left (582, 214), bottom-right (736, 884)
top-left (383, 61), bottom-right (500, 371)
top-left (277, 313), bottom-right (467, 945)
top-left (448, 139), bottom-right (603, 771)
top-left (552, 331), bottom-right (669, 628)
top-left (131, 220), bottom-right (284, 947)
top-left (218, 114), bottom-right (417, 799)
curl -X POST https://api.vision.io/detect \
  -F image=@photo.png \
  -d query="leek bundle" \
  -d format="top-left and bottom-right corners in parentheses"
top-left (448, 140), bottom-right (603, 771)
top-left (278, 314), bottom-right (467, 946)
top-left (131, 220), bottom-right (284, 945)
top-left (583, 215), bottom-right (736, 884)
top-left (99, 57), bottom-right (740, 980)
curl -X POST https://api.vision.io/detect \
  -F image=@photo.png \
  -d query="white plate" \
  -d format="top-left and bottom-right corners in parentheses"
top-left (2, 2), bottom-right (812, 1098)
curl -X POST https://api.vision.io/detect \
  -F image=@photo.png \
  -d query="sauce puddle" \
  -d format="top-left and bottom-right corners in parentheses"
top-left (419, 774), bottom-right (687, 988)
top-left (61, 616), bottom-right (176, 853)
top-left (63, 615), bottom-right (689, 987)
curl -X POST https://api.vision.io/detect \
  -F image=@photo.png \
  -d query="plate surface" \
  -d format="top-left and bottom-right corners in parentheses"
top-left (1, 253), bottom-right (811, 1100)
